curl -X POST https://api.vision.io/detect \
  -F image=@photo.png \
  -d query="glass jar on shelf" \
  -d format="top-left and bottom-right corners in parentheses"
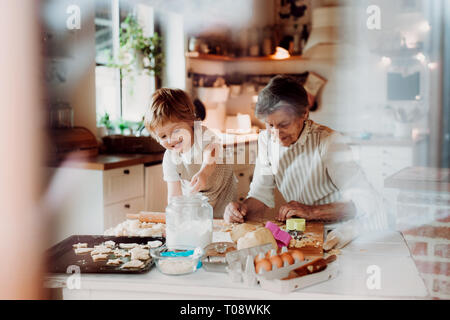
top-left (49, 101), bottom-right (73, 129)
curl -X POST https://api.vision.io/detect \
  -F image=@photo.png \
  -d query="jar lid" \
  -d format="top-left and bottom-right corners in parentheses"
top-left (168, 194), bottom-right (209, 205)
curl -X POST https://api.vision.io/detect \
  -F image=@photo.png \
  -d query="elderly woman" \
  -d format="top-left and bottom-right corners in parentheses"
top-left (224, 75), bottom-right (387, 248)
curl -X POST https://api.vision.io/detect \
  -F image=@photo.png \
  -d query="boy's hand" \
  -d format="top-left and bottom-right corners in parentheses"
top-left (189, 169), bottom-right (209, 194)
top-left (189, 141), bottom-right (218, 194)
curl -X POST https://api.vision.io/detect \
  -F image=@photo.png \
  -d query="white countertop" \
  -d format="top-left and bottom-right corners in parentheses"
top-left (45, 231), bottom-right (429, 300)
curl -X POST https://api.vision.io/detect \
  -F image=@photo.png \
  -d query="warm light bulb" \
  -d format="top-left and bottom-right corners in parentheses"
top-left (415, 53), bottom-right (426, 63)
top-left (403, 32), bottom-right (418, 49)
top-left (380, 56), bottom-right (391, 66)
top-left (270, 47), bottom-right (290, 60)
top-left (428, 62), bottom-right (438, 70)
top-left (419, 21), bottom-right (431, 32)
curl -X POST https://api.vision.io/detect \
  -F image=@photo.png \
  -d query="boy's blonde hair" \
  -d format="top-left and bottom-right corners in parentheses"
top-left (145, 88), bottom-right (197, 135)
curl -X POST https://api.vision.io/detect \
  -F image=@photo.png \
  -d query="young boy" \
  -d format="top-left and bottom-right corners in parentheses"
top-left (144, 88), bottom-right (237, 218)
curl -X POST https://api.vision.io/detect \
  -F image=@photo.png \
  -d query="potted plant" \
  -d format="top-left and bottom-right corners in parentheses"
top-left (98, 112), bottom-right (115, 136)
top-left (108, 14), bottom-right (164, 80)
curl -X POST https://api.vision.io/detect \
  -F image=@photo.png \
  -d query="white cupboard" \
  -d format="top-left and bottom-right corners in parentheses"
top-left (47, 164), bottom-right (146, 244)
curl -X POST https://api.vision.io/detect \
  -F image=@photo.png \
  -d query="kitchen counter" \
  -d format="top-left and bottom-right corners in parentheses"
top-left (48, 153), bottom-right (165, 171)
top-left (383, 166), bottom-right (449, 299)
top-left (45, 230), bottom-right (429, 300)
top-left (347, 134), bottom-right (426, 147)
top-left (384, 166), bottom-right (450, 192)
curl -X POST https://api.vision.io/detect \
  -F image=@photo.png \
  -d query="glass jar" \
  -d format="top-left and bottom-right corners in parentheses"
top-left (50, 101), bottom-right (73, 128)
top-left (165, 194), bottom-right (213, 249)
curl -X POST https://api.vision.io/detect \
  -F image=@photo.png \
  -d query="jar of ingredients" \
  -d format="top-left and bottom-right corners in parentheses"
top-left (50, 101), bottom-right (73, 128)
top-left (165, 194), bottom-right (213, 249)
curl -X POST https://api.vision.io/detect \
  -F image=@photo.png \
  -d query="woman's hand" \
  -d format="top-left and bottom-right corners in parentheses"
top-left (224, 202), bottom-right (247, 223)
top-left (277, 201), bottom-right (313, 221)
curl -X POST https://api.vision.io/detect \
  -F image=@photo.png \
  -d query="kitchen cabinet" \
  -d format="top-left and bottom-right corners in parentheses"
top-left (47, 163), bottom-right (146, 244)
top-left (144, 163), bottom-right (168, 212)
top-left (103, 165), bottom-right (144, 205)
top-left (349, 144), bottom-right (414, 194)
top-left (103, 197), bottom-right (145, 230)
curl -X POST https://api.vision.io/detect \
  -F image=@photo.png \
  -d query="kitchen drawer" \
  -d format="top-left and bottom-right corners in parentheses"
top-left (381, 146), bottom-right (412, 159)
top-left (103, 196), bottom-right (145, 230)
top-left (103, 164), bottom-right (144, 205)
top-left (144, 163), bottom-right (167, 212)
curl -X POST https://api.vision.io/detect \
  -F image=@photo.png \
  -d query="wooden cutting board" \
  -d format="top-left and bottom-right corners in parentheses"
top-left (289, 221), bottom-right (324, 260)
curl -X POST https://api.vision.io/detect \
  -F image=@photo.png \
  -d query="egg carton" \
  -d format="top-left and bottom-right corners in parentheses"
top-left (256, 261), bottom-right (339, 294)
top-left (225, 245), bottom-right (310, 287)
top-left (225, 244), bottom-right (273, 286)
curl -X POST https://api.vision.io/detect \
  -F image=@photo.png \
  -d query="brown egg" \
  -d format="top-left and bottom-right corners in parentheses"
top-left (255, 259), bottom-right (272, 273)
top-left (269, 255), bottom-right (283, 268)
top-left (265, 249), bottom-right (277, 259)
top-left (289, 249), bottom-right (304, 262)
top-left (254, 253), bottom-right (265, 265)
top-left (280, 252), bottom-right (294, 265)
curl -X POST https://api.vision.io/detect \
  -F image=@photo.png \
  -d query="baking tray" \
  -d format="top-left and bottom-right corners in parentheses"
top-left (47, 235), bottom-right (165, 274)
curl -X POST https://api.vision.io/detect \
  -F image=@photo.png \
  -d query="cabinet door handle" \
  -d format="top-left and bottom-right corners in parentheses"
top-left (239, 173), bottom-right (244, 177)
top-left (123, 169), bottom-right (130, 175)
top-left (124, 204), bottom-right (130, 209)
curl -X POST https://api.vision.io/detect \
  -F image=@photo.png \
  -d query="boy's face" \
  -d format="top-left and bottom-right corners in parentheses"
top-left (154, 120), bottom-right (194, 153)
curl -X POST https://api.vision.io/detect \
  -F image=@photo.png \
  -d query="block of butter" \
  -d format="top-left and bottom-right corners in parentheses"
top-left (286, 218), bottom-right (306, 232)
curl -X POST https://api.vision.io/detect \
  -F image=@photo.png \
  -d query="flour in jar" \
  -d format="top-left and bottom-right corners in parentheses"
top-left (166, 219), bottom-right (212, 248)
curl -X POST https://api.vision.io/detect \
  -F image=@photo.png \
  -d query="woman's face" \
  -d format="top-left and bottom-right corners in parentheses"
top-left (264, 107), bottom-right (307, 147)
top-left (154, 120), bottom-right (194, 153)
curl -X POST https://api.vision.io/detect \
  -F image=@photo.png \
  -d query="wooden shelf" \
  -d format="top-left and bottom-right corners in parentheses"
top-left (185, 52), bottom-right (305, 62)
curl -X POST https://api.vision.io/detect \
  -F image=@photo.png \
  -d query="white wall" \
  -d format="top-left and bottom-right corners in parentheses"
top-left (43, 0), bottom-right (97, 135)
top-left (158, 10), bottom-right (186, 89)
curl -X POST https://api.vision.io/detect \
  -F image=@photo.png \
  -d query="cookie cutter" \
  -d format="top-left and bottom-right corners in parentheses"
top-left (265, 221), bottom-right (291, 248)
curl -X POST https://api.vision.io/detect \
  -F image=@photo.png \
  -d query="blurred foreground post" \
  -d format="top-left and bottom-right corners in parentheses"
top-left (0, 0), bottom-right (45, 299)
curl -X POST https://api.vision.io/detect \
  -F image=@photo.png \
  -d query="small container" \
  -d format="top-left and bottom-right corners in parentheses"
top-left (150, 245), bottom-right (204, 276)
top-left (50, 101), bottom-right (73, 128)
top-left (202, 242), bottom-right (236, 273)
top-left (165, 195), bottom-right (213, 249)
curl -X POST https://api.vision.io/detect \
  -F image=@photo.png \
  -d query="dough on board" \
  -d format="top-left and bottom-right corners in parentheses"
top-left (130, 247), bottom-right (150, 261)
top-left (74, 247), bottom-right (94, 254)
top-left (72, 243), bottom-right (88, 249)
top-left (106, 258), bottom-right (122, 266)
top-left (91, 246), bottom-right (112, 255)
top-left (92, 254), bottom-right (108, 262)
top-left (121, 259), bottom-right (144, 269)
top-left (113, 249), bottom-right (130, 257)
top-left (103, 240), bottom-right (116, 248)
top-left (147, 240), bottom-right (163, 248)
top-left (119, 243), bottom-right (139, 249)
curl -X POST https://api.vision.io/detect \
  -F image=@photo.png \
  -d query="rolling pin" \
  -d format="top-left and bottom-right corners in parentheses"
top-left (282, 255), bottom-right (337, 280)
top-left (126, 211), bottom-right (166, 223)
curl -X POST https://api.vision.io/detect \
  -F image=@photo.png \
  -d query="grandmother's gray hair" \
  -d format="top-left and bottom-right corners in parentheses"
top-left (255, 75), bottom-right (310, 119)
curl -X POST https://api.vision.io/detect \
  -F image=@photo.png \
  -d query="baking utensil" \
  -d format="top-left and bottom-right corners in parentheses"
top-left (47, 235), bottom-right (165, 274)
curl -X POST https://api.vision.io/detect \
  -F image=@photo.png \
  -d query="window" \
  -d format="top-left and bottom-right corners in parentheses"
top-left (95, 0), bottom-right (155, 132)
